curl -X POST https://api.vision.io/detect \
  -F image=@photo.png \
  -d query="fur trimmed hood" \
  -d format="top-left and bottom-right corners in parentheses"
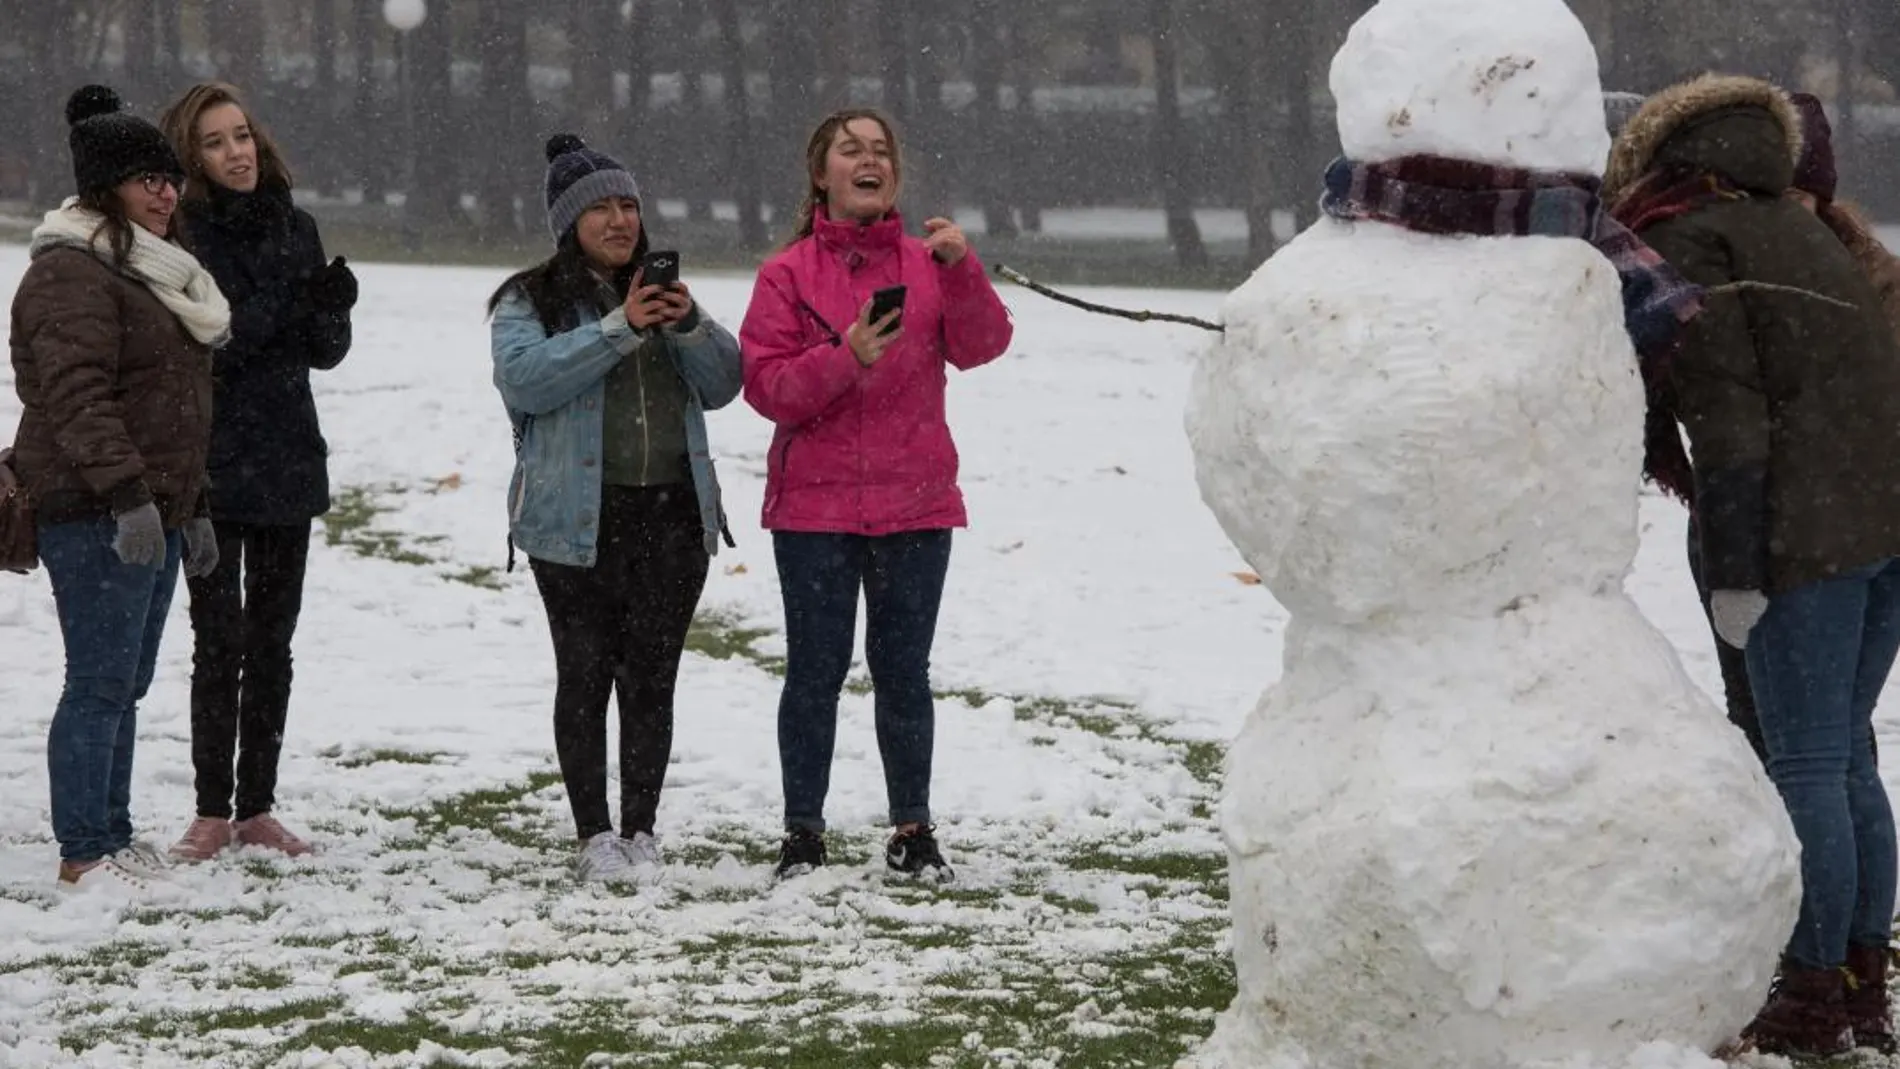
top-left (1604, 74), bottom-right (1805, 201)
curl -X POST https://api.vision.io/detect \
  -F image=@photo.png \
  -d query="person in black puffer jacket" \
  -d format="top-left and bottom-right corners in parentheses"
top-left (158, 81), bottom-right (356, 862)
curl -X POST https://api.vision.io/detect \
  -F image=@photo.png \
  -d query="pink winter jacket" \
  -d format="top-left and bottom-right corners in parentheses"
top-left (740, 209), bottom-right (1014, 534)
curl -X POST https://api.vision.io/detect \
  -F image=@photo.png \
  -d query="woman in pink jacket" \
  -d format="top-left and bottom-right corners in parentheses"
top-left (740, 108), bottom-right (1013, 882)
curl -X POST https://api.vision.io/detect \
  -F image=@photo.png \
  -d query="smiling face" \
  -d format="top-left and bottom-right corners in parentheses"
top-left (192, 101), bottom-right (259, 193)
top-left (117, 172), bottom-right (179, 237)
top-left (816, 117), bottom-right (899, 222)
top-left (574, 196), bottom-right (643, 271)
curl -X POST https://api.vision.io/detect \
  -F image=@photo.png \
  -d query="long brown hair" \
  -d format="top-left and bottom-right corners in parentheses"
top-left (74, 188), bottom-right (138, 266)
top-left (784, 108), bottom-right (903, 246)
top-left (158, 82), bottom-right (295, 208)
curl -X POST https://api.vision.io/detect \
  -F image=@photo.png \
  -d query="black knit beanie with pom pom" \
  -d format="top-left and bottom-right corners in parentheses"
top-left (65, 84), bottom-right (182, 198)
top-left (543, 133), bottom-right (641, 241)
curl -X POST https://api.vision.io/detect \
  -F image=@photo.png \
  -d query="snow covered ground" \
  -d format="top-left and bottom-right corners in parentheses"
top-left (0, 246), bottom-right (1886, 1067)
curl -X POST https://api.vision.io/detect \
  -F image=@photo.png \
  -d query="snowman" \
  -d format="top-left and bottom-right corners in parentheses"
top-left (1179, 2), bottom-right (1801, 1068)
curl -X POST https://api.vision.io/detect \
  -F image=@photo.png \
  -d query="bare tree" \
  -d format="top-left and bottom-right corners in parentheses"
top-left (476, 0), bottom-right (532, 236)
top-left (309, 0), bottom-right (342, 195)
top-left (713, 0), bottom-right (769, 249)
top-left (206, 0), bottom-right (266, 92)
top-left (348, 0), bottom-right (390, 201)
top-left (1149, 0), bottom-right (1207, 268)
top-left (408, 0), bottom-right (460, 227)
top-left (970, 0), bottom-right (1019, 239)
top-left (766, 0), bottom-right (820, 234)
top-left (567, 0), bottom-right (618, 136)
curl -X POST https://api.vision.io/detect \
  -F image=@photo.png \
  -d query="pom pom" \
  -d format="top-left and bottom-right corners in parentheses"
top-left (65, 85), bottom-right (124, 127)
top-left (545, 133), bottom-right (587, 163)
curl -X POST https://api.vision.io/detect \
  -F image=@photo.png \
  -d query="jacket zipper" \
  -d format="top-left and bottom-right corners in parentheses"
top-left (636, 339), bottom-right (652, 485)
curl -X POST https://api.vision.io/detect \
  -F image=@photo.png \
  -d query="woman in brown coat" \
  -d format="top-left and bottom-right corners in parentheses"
top-left (1609, 76), bottom-right (1900, 1057)
top-left (8, 86), bottom-right (229, 892)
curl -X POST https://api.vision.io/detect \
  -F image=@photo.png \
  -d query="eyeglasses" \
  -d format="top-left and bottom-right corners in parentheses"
top-left (133, 172), bottom-right (180, 195)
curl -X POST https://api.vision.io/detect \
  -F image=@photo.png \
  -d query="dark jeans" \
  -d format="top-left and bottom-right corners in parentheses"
top-left (1684, 520), bottom-right (1767, 760)
top-left (529, 485), bottom-right (708, 840)
top-left (774, 529), bottom-right (952, 833)
top-left (186, 521), bottom-right (311, 821)
top-left (41, 520), bottom-right (183, 863)
top-left (1746, 557), bottom-right (1900, 969)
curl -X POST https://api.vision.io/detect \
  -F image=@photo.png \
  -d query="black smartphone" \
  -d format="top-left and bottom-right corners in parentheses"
top-left (641, 249), bottom-right (680, 289)
top-left (869, 284), bottom-right (907, 335)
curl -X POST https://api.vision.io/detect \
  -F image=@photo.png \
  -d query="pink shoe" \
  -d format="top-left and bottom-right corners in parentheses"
top-left (167, 817), bottom-right (234, 862)
top-left (233, 814), bottom-right (313, 857)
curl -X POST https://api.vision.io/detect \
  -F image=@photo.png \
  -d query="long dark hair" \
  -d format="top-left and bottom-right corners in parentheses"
top-left (784, 107), bottom-right (903, 248)
top-left (486, 228), bottom-right (650, 333)
top-left (74, 188), bottom-right (138, 266)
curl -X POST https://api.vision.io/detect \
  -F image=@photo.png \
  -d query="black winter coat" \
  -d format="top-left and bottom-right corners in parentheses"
top-left (179, 184), bottom-right (352, 526)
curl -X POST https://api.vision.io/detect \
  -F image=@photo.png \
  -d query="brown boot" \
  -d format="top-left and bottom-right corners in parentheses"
top-left (1846, 943), bottom-right (1896, 1054)
top-left (1742, 962), bottom-right (1854, 1057)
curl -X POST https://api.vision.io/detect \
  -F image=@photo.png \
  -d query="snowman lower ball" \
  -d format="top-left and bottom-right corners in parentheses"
top-left (1179, 1), bottom-right (1800, 1067)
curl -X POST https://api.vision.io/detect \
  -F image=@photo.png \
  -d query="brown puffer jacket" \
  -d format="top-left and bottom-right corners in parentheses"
top-left (9, 244), bottom-right (214, 527)
top-left (1608, 75), bottom-right (1900, 596)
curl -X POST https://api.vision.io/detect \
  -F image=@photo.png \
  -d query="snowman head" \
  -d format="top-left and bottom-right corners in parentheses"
top-left (1331, 0), bottom-right (1612, 176)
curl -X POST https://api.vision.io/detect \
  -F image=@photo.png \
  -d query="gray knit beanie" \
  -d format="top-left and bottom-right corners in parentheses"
top-left (543, 133), bottom-right (642, 241)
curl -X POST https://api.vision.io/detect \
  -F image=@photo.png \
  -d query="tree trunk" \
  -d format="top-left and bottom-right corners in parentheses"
top-left (567, 0), bottom-right (617, 135)
top-left (622, 0), bottom-right (653, 151)
top-left (671, 0), bottom-right (714, 222)
top-left (477, 0), bottom-right (532, 237)
top-left (1149, 0), bottom-right (1207, 268)
top-left (309, 0), bottom-right (341, 195)
top-left (350, 0), bottom-right (388, 200)
top-left (206, 0), bottom-right (266, 91)
top-left (408, 2), bottom-right (460, 227)
top-left (21, 2), bottom-right (72, 204)
top-left (713, 0), bottom-right (768, 250)
top-left (156, 0), bottom-right (183, 93)
top-left (1278, 0), bottom-right (1322, 232)
top-left (970, 0), bottom-right (1018, 239)
top-left (766, 0), bottom-right (820, 236)
top-left (1606, 0), bottom-right (1672, 94)
top-left (910, 8), bottom-right (950, 219)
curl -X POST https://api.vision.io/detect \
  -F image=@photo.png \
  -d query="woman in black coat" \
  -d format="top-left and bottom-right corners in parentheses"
top-left (158, 82), bottom-right (356, 861)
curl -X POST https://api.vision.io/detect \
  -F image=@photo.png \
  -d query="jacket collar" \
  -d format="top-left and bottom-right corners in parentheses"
top-left (813, 205), bottom-right (903, 265)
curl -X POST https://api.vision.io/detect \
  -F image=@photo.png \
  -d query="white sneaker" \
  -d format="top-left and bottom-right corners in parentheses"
top-left (119, 839), bottom-right (171, 877)
top-left (576, 831), bottom-right (639, 885)
top-left (56, 851), bottom-right (166, 897)
top-left (618, 832), bottom-right (664, 886)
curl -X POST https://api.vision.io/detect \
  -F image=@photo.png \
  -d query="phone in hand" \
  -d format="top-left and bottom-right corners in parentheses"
top-left (641, 249), bottom-right (681, 290)
top-left (868, 284), bottom-right (907, 336)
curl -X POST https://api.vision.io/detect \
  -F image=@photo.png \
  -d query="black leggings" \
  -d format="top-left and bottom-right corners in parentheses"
top-left (186, 521), bottom-right (311, 821)
top-left (529, 485), bottom-right (709, 839)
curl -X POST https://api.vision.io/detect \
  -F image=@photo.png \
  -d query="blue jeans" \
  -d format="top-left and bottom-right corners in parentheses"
top-left (41, 520), bottom-right (183, 863)
top-left (1746, 557), bottom-right (1900, 969)
top-left (774, 530), bottom-right (952, 833)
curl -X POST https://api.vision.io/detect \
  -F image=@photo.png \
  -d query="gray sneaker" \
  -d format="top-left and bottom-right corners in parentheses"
top-left (618, 832), bottom-right (664, 886)
top-left (576, 831), bottom-right (639, 884)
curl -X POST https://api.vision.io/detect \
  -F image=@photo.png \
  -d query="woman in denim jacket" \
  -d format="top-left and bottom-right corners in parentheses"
top-left (489, 135), bottom-right (741, 885)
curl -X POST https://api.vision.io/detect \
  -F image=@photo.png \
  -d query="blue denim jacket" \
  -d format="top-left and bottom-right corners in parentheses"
top-left (492, 292), bottom-right (743, 567)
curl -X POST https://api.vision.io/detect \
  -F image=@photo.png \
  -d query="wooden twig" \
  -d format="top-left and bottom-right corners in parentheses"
top-left (1703, 280), bottom-right (1859, 310)
top-left (993, 264), bottom-right (1226, 333)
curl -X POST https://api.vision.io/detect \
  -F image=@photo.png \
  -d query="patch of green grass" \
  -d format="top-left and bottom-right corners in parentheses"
top-left (335, 748), bottom-right (449, 770)
top-left (446, 564), bottom-right (505, 590)
top-left (378, 770), bottom-right (565, 851)
top-left (221, 965), bottom-right (294, 991)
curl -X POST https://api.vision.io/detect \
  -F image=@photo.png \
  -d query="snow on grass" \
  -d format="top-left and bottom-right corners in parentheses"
top-left (0, 246), bottom-right (1891, 1068)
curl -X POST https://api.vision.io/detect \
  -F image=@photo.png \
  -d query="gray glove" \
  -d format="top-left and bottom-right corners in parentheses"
top-left (1710, 589), bottom-right (1770, 649)
top-left (182, 518), bottom-right (219, 579)
top-left (111, 503), bottom-right (166, 569)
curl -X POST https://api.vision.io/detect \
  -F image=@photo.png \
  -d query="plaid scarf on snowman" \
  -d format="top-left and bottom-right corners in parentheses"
top-left (1321, 154), bottom-right (1706, 503)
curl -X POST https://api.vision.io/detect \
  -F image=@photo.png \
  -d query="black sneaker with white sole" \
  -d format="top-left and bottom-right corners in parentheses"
top-left (885, 824), bottom-right (953, 881)
top-left (775, 828), bottom-right (827, 880)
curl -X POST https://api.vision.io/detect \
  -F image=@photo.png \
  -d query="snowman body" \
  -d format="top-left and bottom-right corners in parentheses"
top-left (1180, 3), bottom-right (1801, 1067)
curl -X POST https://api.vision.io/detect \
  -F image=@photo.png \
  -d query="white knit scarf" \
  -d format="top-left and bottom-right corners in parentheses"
top-left (30, 199), bottom-right (232, 347)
